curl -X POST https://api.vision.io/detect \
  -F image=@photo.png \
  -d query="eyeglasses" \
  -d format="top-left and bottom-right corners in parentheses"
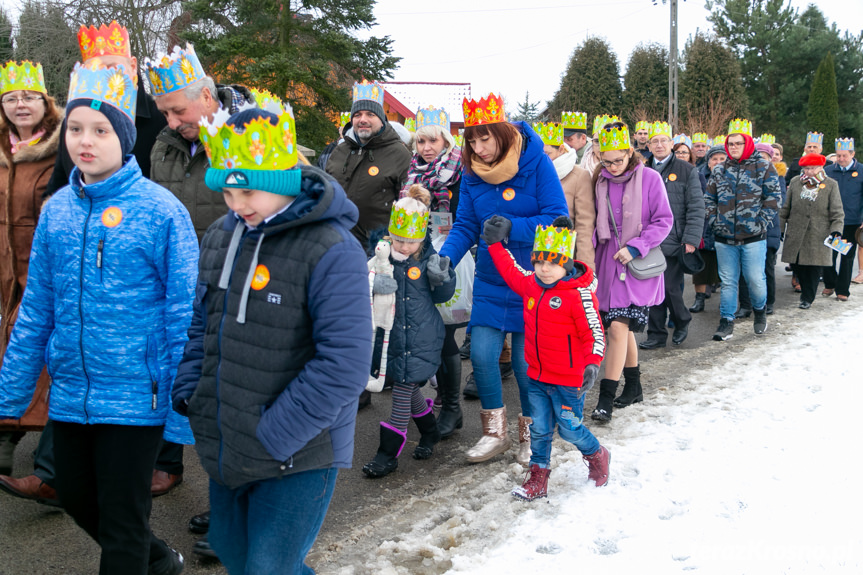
top-left (600, 157), bottom-right (628, 168)
top-left (727, 141), bottom-right (745, 147)
top-left (651, 138), bottom-right (672, 145)
top-left (1, 95), bottom-right (43, 106)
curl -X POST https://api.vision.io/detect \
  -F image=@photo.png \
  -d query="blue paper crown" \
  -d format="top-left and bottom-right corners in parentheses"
top-left (673, 133), bottom-right (692, 148)
top-left (416, 106), bottom-right (450, 131)
top-left (67, 62), bottom-right (137, 121)
top-left (352, 80), bottom-right (384, 106)
top-left (806, 132), bottom-right (824, 145)
top-left (144, 44), bottom-right (207, 96)
top-left (835, 138), bottom-right (854, 152)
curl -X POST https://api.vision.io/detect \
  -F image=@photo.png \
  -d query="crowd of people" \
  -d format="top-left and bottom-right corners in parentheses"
top-left (0, 19), bottom-right (861, 575)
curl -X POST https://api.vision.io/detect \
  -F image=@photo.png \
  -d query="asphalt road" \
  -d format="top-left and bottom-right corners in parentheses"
top-left (0, 261), bottom-right (855, 574)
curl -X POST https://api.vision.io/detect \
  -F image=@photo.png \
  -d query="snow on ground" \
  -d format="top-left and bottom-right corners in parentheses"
top-left (321, 301), bottom-right (863, 574)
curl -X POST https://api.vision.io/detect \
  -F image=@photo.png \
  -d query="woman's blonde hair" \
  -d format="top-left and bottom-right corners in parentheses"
top-left (414, 124), bottom-right (455, 154)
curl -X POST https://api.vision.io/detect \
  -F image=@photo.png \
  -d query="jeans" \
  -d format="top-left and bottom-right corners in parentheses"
top-left (739, 246), bottom-right (778, 309)
top-left (469, 326), bottom-right (529, 415)
top-left (715, 240), bottom-right (767, 319)
top-left (527, 380), bottom-right (599, 468)
top-left (209, 468), bottom-right (338, 575)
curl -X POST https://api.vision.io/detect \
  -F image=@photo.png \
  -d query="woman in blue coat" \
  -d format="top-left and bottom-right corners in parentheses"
top-left (439, 94), bottom-right (568, 464)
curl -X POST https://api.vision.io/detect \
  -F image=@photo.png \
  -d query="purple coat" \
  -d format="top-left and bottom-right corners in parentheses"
top-left (593, 166), bottom-right (673, 312)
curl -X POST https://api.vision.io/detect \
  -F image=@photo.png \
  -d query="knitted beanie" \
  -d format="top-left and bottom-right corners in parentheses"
top-left (66, 98), bottom-right (136, 158)
top-left (532, 215), bottom-right (576, 273)
top-left (704, 145), bottom-right (726, 163)
top-left (351, 98), bottom-right (386, 125)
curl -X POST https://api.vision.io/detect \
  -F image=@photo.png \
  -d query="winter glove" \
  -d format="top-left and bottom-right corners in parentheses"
top-left (173, 396), bottom-right (190, 417)
top-left (577, 364), bottom-right (600, 400)
top-left (373, 274), bottom-right (398, 295)
top-left (426, 254), bottom-right (451, 287)
top-left (481, 215), bottom-right (512, 245)
top-left (830, 231), bottom-right (842, 240)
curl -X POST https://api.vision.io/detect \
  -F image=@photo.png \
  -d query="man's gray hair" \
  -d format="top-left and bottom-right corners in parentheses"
top-left (184, 76), bottom-right (218, 102)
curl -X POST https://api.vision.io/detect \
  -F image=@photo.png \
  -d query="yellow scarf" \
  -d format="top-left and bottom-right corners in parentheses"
top-left (470, 134), bottom-right (522, 185)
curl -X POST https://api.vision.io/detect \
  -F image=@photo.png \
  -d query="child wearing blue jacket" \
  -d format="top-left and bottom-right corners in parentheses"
top-left (0, 62), bottom-right (196, 574)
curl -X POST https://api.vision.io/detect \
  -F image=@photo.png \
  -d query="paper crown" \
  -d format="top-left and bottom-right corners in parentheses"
top-left (403, 117), bottom-right (416, 132)
top-left (532, 122), bottom-right (563, 146)
top-left (635, 121), bottom-right (650, 133)
top-left (67, 62), bottom-right (137, 121)
top-left (692, 132), bottom-right (709, 144)
top-left (561, 111), bottom-right (587, 130)
top-left (806, 131), bottom-right (824, 145)
top-left (339, 111), bottom-right (351, 126)
top-left (352, 79), bottom-right (384, 105)
top-left (250, 88), bottom-right (282, 109)
top-left (78, 21), bottom-right (131, 60)
top-left (598, 124), bottom-right (631, 152)
top-left (713, 135), bottom-right (726, 146)
top-left (707, 138), bottom-right (714, 147)
top-left (453, 134), bottom-right (464, 148)
top-left (145, 44), bottom-right (207, 96)
top-left (673, 133), bottom-right (692, 148)
top-left (388, 204), bottom-right (429, 242)
top-left (532, 223), bottom-right (575, 263)
top-left (592, 114), bottom-right (619, 136)
top-left (648, 121), bottom-right (672, 140)
top-left (835, 138), bottom-right (855, 152)
top-left (759, 133), bottom-right (776, 145)
top-left (417, 106), bottom-right (449, 131)
top-left (728, 118), bottom-right (752, 136)
top-left (463, 93), bottom-right (505, 127)
top-left (0, 61), bottom-right (47, 95)
top-left (199, 101), bottom-right (298, 172)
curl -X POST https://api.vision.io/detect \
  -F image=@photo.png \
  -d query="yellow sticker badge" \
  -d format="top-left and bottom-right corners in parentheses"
top-left (368, 166), bottom-right (380, 176)
top-left (819, 183), bottom-right (826, 189)
top-left (408, 267), bottom-right (421, 280)
top-left (250, 265), bottom-right (270, 290)
top-left (101, 207), bottom-right (123, 228)
top-left (853, 172), bottom-right (859, 178)
top-left (527, 297), bottom-right (535, 310)
top-left (668, 173), bottom-right (677, 182)
top-left (502, 188), bottom-right (516, 201)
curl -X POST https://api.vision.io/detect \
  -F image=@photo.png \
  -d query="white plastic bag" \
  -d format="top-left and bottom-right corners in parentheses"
top-left (433, 235), bottom-right (474, 325)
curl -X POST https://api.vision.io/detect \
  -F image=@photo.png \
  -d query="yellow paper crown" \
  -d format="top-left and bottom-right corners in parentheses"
top-left (389, 204), bottom-right (429, 242)
top-left (648, 121), bottom-right (672, 140)
top-left (463, 93), bottom-right (505, 127)
top-left (339, 111), bottom-right (351, 126)
top-left (592, 114), bottom-right (619, 136)
top-left (532, 122), bottom-right (563, 146)
top-left (561, 111), bottom-right (587, 130)
top-left (714, 135), bottom-right (727, 146)
top-left (454, 134), bottom-right (464, 148)
top-left (78, 21), bottom-right (131, 60)
top-left (0, 61), bottom-right (47, 95)
top-left (532, 223), bottom-right (575, 260)
top-left (199, 101), bottom-right (298, 172)
top-left (758, 133), bottom-right (776, 144)
top-left (404, 117), bottom-right (416, 132)
top-left (598, 124), bottom-right (631, 152)
top-left (692, 132), bottom-right (709, 144)
top-left (836, 138), bottom-right (855, 152)
top-left (251, 88), bottom-right (282, 109)
top-left (635, 121), bottom-right (650, 133)
top-left (145, 44), bottom-right (207, 96)
top-left (728, 118), bottom-right (752, 136)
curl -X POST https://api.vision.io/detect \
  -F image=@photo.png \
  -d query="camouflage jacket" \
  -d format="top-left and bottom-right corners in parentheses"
top-left (705, 155), bottom-right (781, 243)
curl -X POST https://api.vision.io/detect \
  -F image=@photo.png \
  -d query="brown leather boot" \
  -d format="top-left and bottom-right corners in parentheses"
top-left (0, 474), bottom-right (60, 506)
top-left (515, 414), bottom-right (532, 466)
top-left (466, 406), bottom-right (508, 463)
top-left (151, 470), bottom-right (183, 497)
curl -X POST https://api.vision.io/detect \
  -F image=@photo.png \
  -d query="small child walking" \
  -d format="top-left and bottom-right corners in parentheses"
top-left (483, 214), bottom-right (611, 500)
top-left (362, 185), bottom-right (457, 478)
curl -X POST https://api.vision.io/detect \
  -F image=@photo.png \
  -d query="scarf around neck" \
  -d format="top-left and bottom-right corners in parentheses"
top-left (800, 169), bottom-right (827, 201)
top-left (595, 162), bottom-right (644, 246)
top-left (10, 129), bottom-right (46, 154)
top-left (470, 133), bottom-right (522, 185)
top-left (400, 146), bottom-right (463, 212)
top-left (553, 144), bottom-right (579, 180)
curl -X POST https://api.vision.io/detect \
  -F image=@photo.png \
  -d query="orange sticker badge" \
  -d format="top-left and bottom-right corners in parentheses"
top-left (819, 183), bottom-right (826, 189)
top-left (250, 265), bottom-right (270, 290)
top-left (368, 166), bottom-right (380, 176)
top-left (853, 172), bottom-right (859, 178)
top-left (668, 173), bottom-right (677, 182)
top-left (527, 297), bottom-right (535, 310)
top-left (408, 267), bottom-right (421, 280)
top-left (101, 207), bottom-right (123, 228)
top-left (502, 188), bottom-right (516, 201)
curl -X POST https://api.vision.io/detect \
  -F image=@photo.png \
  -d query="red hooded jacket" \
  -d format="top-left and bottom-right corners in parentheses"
top-left (489, 242), bottom-right (605, 387)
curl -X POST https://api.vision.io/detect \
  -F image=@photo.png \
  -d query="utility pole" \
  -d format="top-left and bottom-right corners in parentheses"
top-left (668, 0), bottom-right (678, 131)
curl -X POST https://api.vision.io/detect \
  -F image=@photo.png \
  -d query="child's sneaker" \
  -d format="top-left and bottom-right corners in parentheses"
top-left (511, 464), bottom-right (550, 501)
top-left (583, 445), bottom-right (610, 487)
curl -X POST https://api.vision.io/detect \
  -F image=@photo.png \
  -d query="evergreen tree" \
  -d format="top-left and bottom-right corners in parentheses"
top-left (549, 37), bottom-right (622, 120)
top-left (0, 9), bottom-right (13, 64)
top-left (15, 1), bottom-right (79, 102)
top-left (807, 52), bottom-right (839, 153)
top-left (622, 43), bottom-right (668, 127)
top-left (181, 0), bottom-right (399, 151)
top-left (511, 91), bottom-right (541, 123)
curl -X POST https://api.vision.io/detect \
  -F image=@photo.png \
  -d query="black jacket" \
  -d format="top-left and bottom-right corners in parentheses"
top-left (652, 156), bottom-right (704, 256)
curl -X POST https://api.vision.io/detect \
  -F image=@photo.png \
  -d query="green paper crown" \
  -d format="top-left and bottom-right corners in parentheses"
top-left (648, 121), bottom-right (672, 140)
top-left (714, 135), bottom-right (726, 146)
top-left (388, 205), bottom-right (429, 242)
top-left (692, 132), bottom-right (709, 144)
top-left (339, 111), bottom-right (351, 126)
top-left (635, 121), bottom-right (650, 133)
top-left (532, 122), bottom-right (563, 146)
top-left (533, 223), bottom-right (575, 259)
top-left (759, 133), bottom-right (776, 144)
top-left (251, 88), bottom-right (282, 109)
top-left (561, 111), bottom-right (587, 130)
top-left (0, 61), bottom-right (47, 95)
top-left (728, 118), bottom-right (752, 136)
top-left (199, 102), bottom-right (298, 172)
top-left (453, 134), bottom-right (464, 148)
top-left (599, 124), bottom-right (630, 152)
top-left (836, 138), bottom-right (854, 152)
top-left (404, 117), bottom-right (416, 132)
top-left (592, 114), bottom-right (619, 136)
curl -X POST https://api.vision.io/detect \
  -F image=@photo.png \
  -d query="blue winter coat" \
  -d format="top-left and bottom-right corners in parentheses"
top-left (824, 160), bottom-right (863, 226)
top-left (439, 122), bottom-right (568, 333)
top-left (766, 176), bottom-right (786, 250)
top-left (0, 158), bottom-right (198, 438)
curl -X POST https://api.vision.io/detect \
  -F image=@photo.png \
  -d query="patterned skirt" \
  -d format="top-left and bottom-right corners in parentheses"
top-left (600, 305), bottom-right (649, 333)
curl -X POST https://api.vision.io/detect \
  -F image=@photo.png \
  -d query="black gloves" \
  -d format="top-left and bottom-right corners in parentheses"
top-left (830, 231), bottom-right (842, 240)
top-left (577, 364), bottom-right (600, 400)
top-left (481, 215), bottom-right (512, 245)
top-left (426, 254), bottom-right (451, 287)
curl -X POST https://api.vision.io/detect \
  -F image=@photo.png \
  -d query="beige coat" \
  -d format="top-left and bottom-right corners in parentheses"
top-left (560, 164), bottom-right (596, 271)
top-left (780, 175), bottom-right (845, 267)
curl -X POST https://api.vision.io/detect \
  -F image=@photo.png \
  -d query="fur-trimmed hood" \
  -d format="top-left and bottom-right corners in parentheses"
top-left (0, 101), bottom-right (64, 169)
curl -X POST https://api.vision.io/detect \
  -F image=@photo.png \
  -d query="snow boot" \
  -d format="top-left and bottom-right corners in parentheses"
top-left (583, 445), bottom-right (611, 487)
top-left (462, 371), bottom-right (479, 400)
top-left (688, 292), bottom-right (706, 313)
top-left (459, 333), bottom-right (471, 359)
top-left (591, 379), bottom-right (618, 422)
top-left (734, 306), bottom-right (752, 320)
top-left (511, 464), bottom-right (551, 501)
top-left (362, 423), bottom-right (407, 478)
top-left (412, 399), bottom-right (441, 460)
top-left (436, 354), bottom-right (463, 438)
top-left (613, 365), bottom-right (643, 408)
top-left (515, 415), bottom-right (532, 466)
top-left (713, 318), bottom-right (734, 341)
top-left (466, 406), bottom-right (509, 463)
top-left (753, 307), bottom-right (767, 334)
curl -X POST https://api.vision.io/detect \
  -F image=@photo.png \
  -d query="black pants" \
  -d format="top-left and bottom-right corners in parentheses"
top-left (739, 247), bottom-right (778, 309)
top-left (822, 223), bottom-right (859, 297)
top-left (53, 422), bottom-right (173, 575)
top-left (33, 420), bottom-right (183, 485)
top-left (796, 263), bottom-right (822, 304)
top-left (647, 253), bottom-right (691, 340)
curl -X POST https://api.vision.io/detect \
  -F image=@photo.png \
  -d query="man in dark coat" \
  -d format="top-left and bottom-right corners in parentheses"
top-left (822, 138), bottom-right (863, 300)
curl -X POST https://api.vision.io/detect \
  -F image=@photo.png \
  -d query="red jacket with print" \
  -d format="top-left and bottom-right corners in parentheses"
top-left (489, 242), bottom-right (605, 387)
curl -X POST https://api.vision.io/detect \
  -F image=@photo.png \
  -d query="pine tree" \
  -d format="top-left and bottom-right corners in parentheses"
top-left (549, 37), bottom-right (622, 120)
top-left (15, 1), bottom-right (79, 102)
top-left (622, 43), bottom-right (668, 127)
top-left (807, 52), bottom-right (839, 153)
top-left (0, 9), bottom-right (13, 64)
top-left (511, 91), bottom-right (541, 123)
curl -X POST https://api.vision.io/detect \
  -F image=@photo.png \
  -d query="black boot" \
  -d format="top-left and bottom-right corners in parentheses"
top-left (614, 365), bottom-right (643, 408)
top-left (357, 389), bottom-right (372, 411)
top-left (362, 424), bottom-right (407, 478)
top-left (436, 354), bottom-right (463, 438)
top-left (462, 371), bottom-right (479, 400)
top-left (591, 379), bottom-right (619, 422)
top-left (412, 399), bottom-right (441, 460)
top-left (459, 333), bottom-right (471, 359)
top-left (688, 292), bottom-right (706, 313)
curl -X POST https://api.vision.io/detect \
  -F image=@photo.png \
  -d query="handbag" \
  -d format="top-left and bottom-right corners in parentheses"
top-left (432, 235), bottom-right (474, 325)
top-left (606, 190), bottom-right (667, 280)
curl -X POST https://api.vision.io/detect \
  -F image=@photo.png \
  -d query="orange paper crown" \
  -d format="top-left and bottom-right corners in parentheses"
top-left (78, 21), bottom-right (131, 61)
top-left (463, 93), bottom-right (505, 127)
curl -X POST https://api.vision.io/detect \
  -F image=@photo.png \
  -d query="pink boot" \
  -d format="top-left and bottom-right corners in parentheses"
top-left (511, 464), bottom-right (551, 501)
top-left (583, 445), bottom-right (610, 487)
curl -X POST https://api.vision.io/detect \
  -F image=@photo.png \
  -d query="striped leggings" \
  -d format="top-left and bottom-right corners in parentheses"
top-left (389, 381), bottom-right (429, 432)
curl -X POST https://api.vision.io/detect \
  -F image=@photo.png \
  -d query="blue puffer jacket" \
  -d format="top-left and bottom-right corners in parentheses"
top-left (0, 158), bottom-right (198, 437)
top-left (439, 122), bottom-right (568, 333)
top-left (767, 176), bottom-right (786, 250)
